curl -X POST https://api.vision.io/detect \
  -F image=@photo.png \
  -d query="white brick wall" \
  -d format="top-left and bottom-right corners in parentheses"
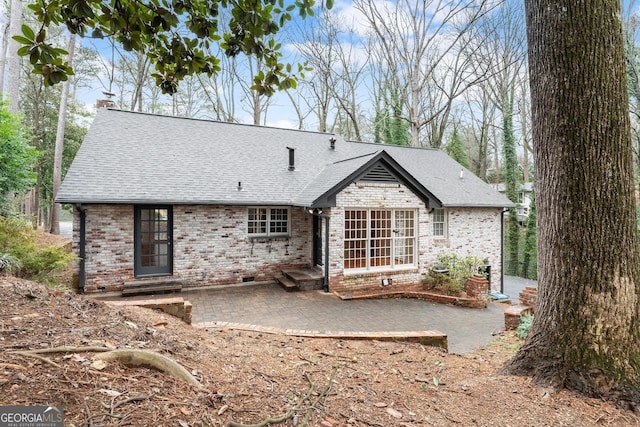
top-left (75, 204), bottom-right (312, 292)
top-left (73, 205), bottom-right (134, 292)
top-left (327, 182), bottom-right (503, 293)
top-left (74, 185), bottom-right (503, 293)
top-left (172, 205), bottom-right (311, 286)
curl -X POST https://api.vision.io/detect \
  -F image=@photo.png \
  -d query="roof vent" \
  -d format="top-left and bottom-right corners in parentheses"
top-left (330, 137), bottom-right (336, 150)
top-left (360, 163), bottom-right (399, 183)
top-left (287, 147), bottom-right (295, 171)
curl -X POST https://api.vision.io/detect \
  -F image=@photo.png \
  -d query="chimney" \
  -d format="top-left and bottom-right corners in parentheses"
top-left (96, 91), bottom-right (116, 109)
top-left (96, 99), bottom-right (116, 109)
top-left (287, 147), bottom-right (295, 171)
top-left (330, 137), bottom-right (336, 150)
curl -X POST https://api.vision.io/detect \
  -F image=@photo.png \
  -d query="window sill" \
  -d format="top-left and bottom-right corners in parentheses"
top-left (249, 235), bottom-right (290, 241)
top-left (343, 266), bottom-right (418, 277)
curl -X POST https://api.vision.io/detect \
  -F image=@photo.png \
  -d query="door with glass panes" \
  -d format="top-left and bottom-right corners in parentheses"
top-left (134, 206), bottom-right (172, 277)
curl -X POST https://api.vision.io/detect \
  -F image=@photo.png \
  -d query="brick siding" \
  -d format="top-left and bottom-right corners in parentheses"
top-left (328, 182), bottom-right (503, 294)
top-left (75, 204), bottom-right (311, 292)
top-left (74, 183), bottom-right (503, 293)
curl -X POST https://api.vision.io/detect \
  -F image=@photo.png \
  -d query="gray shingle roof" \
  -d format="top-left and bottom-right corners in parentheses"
top-left (57, 109), bottom-right (513, 208)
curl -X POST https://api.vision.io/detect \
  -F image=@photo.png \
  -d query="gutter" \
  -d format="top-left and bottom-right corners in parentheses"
top-left (75, 203), bottom-right (86, 294)
top-left (324, 216), bottom-right (329, 293)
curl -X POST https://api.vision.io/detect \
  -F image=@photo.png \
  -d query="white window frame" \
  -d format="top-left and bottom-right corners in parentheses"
top-left (247, 207), bottom-right (290, 237)
top-left (432, 208), bottom-right (447, 238)
top-left (344, 208), bottom-right (417, 272)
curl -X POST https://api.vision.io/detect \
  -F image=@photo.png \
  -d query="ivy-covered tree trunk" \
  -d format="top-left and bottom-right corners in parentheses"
top-left (444, 127), bottom-right (469, 168)
top-left (521, 190), bottom-right (536, 279)
top-left (502, 96), bottom-right (520, 276)
top-left (504, 0), bottom-right (640, 401)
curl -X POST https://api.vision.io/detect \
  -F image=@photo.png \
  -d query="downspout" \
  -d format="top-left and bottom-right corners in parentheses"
top-left (324, 216), bottom-right (330, 293)
top-left (501, 208), bottom-right (508, 294)
top-left (76, 203), bottom-right (86, 294)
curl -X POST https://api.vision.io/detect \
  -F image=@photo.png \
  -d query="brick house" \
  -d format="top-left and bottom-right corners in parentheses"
top-left (57, 109), bottom-right (513, 295)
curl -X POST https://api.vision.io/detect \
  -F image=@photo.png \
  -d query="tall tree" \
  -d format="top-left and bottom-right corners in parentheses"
top-left (504, 0), bottom-right (640, 401)
top-left (521, 189), bottom-right (537, 279)
top-left (0, 16), bottom-right (10, 95)
top-left (6, 0), bottom-right (21, 112)
top-left (444, 126), bottom-right (469, 168)
top-left (623, 1), bottom-right (640, 180)
top-left (461, 80), bottom-right (498, 180)
top-left (0, 103), bottom-right (37, 213)
top-left (354, 0), bottom-right (495, 147)
top-left (50, 34), bottom-right (75, 235)
top-left (381, 84), bottom-right (410, 146)
top-left (502, 96), bottom-right (520, 275)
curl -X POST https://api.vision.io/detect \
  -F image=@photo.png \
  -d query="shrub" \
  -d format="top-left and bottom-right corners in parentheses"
top-left (423, 269), bottom-right (463, 296)
top-left (0, 216), bottom-right (74, 285)
top-left (435, 253), bottom-right (486, 287)
top-left (516, 314), bottom-right (534, 339)
top-left (0, 252), bottom-right (20, 274)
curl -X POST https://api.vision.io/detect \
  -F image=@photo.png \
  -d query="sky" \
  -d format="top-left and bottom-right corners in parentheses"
top-left (6, 0), bottom-right (640, 132)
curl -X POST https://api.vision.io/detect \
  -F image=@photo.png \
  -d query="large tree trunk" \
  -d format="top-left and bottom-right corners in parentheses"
top-left (6, 0), bottom-right (21, 113)
top-left (504, 0), bottom-right (640, 402)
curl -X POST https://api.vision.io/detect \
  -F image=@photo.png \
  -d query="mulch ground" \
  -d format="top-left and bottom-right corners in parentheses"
top-left (1, 275), bottom-right (638, 427)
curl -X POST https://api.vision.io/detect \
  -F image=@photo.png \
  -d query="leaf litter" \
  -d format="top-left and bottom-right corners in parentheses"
top-left (0, 276), bottom-right (637, 426)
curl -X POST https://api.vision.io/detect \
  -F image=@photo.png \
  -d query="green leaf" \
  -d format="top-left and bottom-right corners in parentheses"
top-left (21, 24), bottom-right (35, 41)
top-left (29, 49), bottom-right (40, 65)
top-left (16, 46), bottom-right (31, 56)
top-left (12, 35), bottom-right (33, 46)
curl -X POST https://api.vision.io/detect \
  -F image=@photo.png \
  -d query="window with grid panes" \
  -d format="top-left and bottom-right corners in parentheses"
top-left (344, 209), bottom-right (416, 270)
top-left (269, 208), bottom-right (288, 234)
top-left (248, 207), bottom-right (289, 237)
top-left (432, 208), bottom-right (447, 237)
top-left (393, 209), bottom-right (415, 265)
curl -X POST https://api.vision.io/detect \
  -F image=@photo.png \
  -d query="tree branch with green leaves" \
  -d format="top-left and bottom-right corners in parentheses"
top-left (15, 0), bottom-right (330, 94)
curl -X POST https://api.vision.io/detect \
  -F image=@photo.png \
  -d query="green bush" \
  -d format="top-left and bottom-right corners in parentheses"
top-left (423, 269), bottom-right (463, 295)
top-left (516, 314), bottom-right (534, 339)
top-left (0, 252), bottom-right (20, 274)
top-left (0, 216), bottom-right (74, 285)
top-left (435, 253), bottom-right (486, 287)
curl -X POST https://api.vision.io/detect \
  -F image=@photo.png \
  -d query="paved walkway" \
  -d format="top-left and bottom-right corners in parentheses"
top-left (186, 276), bottom-right (537, 354)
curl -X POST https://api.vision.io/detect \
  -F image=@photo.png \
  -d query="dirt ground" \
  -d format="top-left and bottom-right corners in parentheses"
top-left (1, 276), bottom-right (638, 427)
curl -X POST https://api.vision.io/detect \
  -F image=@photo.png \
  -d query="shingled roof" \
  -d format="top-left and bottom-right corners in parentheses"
top-left (57, 109), bottom-right (513, 209)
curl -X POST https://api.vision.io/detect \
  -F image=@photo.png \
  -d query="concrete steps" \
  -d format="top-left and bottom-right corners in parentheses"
top-left (122, 279), bottom-right (183, 296)
top-left (275, 269), bottom-right (324, 291)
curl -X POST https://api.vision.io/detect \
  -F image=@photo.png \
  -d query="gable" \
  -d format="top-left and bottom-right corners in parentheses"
top-left (303, 151), bottom-right (442, 209)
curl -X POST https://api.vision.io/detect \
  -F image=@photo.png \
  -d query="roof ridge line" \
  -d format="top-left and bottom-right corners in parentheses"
top-left (104, 108), bottom-right (338, 137)
top-left (332, 151), bottom-right (380, 165)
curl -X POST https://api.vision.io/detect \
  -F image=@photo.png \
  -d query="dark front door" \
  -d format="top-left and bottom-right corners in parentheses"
top-left (135, 206), bottom-right (173, 277)
top-left (313, 215), bottom-right (323, 266)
